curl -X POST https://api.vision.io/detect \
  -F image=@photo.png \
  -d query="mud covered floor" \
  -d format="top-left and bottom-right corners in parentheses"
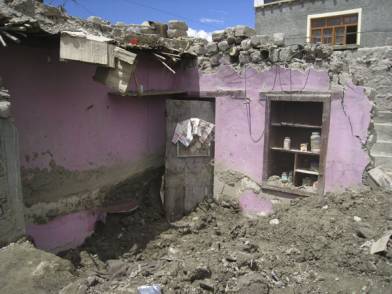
top-left (60, 188), bottom-right (392, 294)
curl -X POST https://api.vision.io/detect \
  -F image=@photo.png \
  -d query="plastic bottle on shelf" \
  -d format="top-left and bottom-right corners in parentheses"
top-left (283, 137), bottom-right (291, 150)
top-left (310, 132), bottom-right (321, 153)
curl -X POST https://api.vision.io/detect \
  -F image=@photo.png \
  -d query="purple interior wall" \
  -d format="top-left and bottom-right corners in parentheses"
top-left (0, 45), bottom-right (176, 252)
top-left (177, 65), bottom-right (371, 191)
top-left (0, 47), bottom-right (170, 172)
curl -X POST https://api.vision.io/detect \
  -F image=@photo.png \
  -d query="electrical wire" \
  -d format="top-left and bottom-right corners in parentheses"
top-left (115, 0), bottom-right (223, 30)
top-left (244, 65), bottom-right (265, 143)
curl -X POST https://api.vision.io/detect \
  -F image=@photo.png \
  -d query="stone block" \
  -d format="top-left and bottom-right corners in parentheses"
top-left (368, 167), bottom-right (392, 190)
top-left (206, 42), bottom-right (218, 56)
top-left (212, 30), bottom-right (226, 42)
top-left (234, 25), bottom-right (256, 38)
top-left (189, 44), bottom-right (206, 56)
top-left (250, 35), bottom-right (271, 47)
top-left (250, 50), bottom-right (262, 63)
top-left (168, 20), bottom-right (188, 31)
top-left (167, 28), bottom-right (187, 38)
top-left (218, 40), bottom-right (229, 52)
top-left (241, 39), bottom-right (252, 51)
top-left (272, 33), bottom-right (285, 46)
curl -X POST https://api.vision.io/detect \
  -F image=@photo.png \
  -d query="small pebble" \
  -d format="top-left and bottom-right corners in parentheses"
top-left (269, 219), bottom-right (280, 225)
top-left (354, 216), bottom-right (362, 222)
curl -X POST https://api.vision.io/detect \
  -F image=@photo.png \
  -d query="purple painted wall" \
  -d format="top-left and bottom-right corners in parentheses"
top-left (0, 47), bottom-right (171, 171)
top-left (177, 65), bottom-right (371, 191)
top-left (26, 210), bottom-right (105, 253)
top-left (0, 46), bottom-right (175, 252)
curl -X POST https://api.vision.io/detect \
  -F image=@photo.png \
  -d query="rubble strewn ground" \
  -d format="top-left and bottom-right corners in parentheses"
top-left (41, 187), bottom-right (391, 294)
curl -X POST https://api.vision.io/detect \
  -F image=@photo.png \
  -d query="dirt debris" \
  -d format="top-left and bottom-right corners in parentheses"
top-left (51, 187), bottom-right (392, 293)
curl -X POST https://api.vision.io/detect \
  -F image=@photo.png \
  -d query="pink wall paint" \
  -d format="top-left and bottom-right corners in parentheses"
top-left (324, 85), bottom-right (372, 192)
top-left (0, 46), bottom-right (174, 252)
top-left (177, 65), bottom-right (370, 191)
top-left (26, 210), bottom-right (105, 253)
top-left (0, 47), bottom-right (172, 171)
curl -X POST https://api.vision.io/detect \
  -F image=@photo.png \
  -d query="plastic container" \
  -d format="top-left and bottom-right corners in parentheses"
top-left (310, 132), bottom-right (321, 153)
top-left (300, 143), bottom-right (308, 152)
top-left (281, 172), bottom-right (288, 183)
top-left (283, 137), bottom-right (291, 150)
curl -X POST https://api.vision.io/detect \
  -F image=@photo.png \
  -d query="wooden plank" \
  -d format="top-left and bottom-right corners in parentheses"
top-left (271, 122), bottom-right (322, 129)
top-left (262, 98), bottom-right (271, 182)
top-left (262, 183), bottom-right (316, 197)
top-left (60, 34), bottom-right (109, 66)
top-left (271, 147), bottom-right (320, 156)
top-left (295, 168), bottom-right (319, 176)
top-left (318, 96), bottom-right (331, 195)
top-left (110, 90), bottom-right (187, 97)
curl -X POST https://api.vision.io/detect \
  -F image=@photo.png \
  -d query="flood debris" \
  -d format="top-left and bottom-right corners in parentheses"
top-left (371, 231), bottom-right (392, 255)
top-left (39, 188), bottom-right (391, 293)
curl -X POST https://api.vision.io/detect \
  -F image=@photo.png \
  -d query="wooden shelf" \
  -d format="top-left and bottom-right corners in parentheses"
top-left (270, 147), bottom-right (320, 156)
top-left (109, 90), bottom-right (186, 97)
top-left (262, 183), bottom-right (316, 197)
top-left (295, 168), bottom-right (319, 176)
top-left (271, 122), bottom-right (322, 129)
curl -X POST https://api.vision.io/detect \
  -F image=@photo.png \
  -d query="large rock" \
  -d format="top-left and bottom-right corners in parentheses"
top-left (241, 39), bottom-right (252, 51)
top-left (272, 32), bottom-right (285, 46)
top-left (206, 42), bottom-right (218, 56)
top-left (212, 30), bottom-right (226, 42)
top-left (250, 50), bottom-right (262, 63)
top-left (250, 35), bottom-right (271, 47)
top-left (168, 20), bottom-right (188, 31)
top-left (189, 43), bottom-right (206, 55)
top-left (0, 241), bottom-right (76, 294)
top-left (218, 40), bottom-right (230, 52)
top-left (167, 28), bottom-right (187, 38)
top-left (234, 25), bottom-right (256, 38)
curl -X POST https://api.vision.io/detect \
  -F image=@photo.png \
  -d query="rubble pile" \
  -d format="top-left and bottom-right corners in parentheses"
top-left (0, 1), bottom-right (194, 51)
top-left (189, 26), bottom-right (335, 71)
top-left (52, 188), bottom-right (392, 293)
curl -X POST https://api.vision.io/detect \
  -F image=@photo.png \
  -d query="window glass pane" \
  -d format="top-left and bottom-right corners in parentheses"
top-left (311, 29), bottom-right (321, 43)
top-left (326, 16), bottom-right (342, 26)
top-left (311, 18), bottom-right (325, 28)
top-left (323, 28), bottom-right (332, 44)
top-left (346, 25), bottom-right (358, 44)
top-left (335, 27), bottom-right (345, 45)
top-left (344, 14), bottom-right (358, 24)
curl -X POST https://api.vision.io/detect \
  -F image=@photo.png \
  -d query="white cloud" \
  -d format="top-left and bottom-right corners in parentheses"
top-left (187, 28), bottom-right (212, 42)
top-left (200, 17), bottom-right (224, 24)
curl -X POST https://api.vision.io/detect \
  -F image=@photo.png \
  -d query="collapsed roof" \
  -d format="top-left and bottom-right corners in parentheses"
top-left (0, 0), bottom-right (202, 54)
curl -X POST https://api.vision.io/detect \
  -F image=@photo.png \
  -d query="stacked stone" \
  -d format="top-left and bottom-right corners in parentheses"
top-left (0, 77), bottom-right (11, 119)
top-left (167, 20), bottom-right (188, 38)
top-left (189, 25), bottom-right (336, 70)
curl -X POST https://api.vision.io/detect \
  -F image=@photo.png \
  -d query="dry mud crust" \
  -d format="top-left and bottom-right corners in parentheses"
top-left (61, 188), bottom-right (392, 294)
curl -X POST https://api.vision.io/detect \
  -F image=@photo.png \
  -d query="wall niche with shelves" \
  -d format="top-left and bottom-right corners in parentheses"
top-left (262, 93), bottom-right (331, 197)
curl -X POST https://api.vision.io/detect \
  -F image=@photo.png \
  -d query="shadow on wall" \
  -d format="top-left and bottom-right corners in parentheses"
top-left (59, 178), bottom-right (170, 263)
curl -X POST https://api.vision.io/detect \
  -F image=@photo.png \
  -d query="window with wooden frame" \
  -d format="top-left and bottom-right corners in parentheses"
top-left (310, 13), bottom-right (358, 46)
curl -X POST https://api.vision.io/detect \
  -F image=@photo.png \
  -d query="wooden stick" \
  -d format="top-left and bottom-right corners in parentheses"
top-left (153, 53), bottom-right (166, 60)
top-left (159, 60), bottom-right (176, 74)
top-left (0, 34), bottom-right (7, 47)
top-left (161, 52), bottom-right (181, 58)
top-left (2, 31), bottom-right (20, 43)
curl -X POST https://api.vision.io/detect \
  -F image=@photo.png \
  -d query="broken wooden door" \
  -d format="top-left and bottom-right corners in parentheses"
top-left (164, 99), bottom-right (214, 221)
top-left (0, 120), bottom-right (25, 245)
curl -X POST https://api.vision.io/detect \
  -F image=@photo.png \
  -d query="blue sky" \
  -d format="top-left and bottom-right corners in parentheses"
top-left (44, 0), bottom-right (255, 37)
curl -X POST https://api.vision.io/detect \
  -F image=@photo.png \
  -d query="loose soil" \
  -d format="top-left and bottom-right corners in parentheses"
top-left (58, 187), bottom-right (392, 294)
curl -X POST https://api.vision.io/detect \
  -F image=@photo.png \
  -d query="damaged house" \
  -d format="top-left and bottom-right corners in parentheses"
top-left (0, 1), bottom-right (391, 290)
